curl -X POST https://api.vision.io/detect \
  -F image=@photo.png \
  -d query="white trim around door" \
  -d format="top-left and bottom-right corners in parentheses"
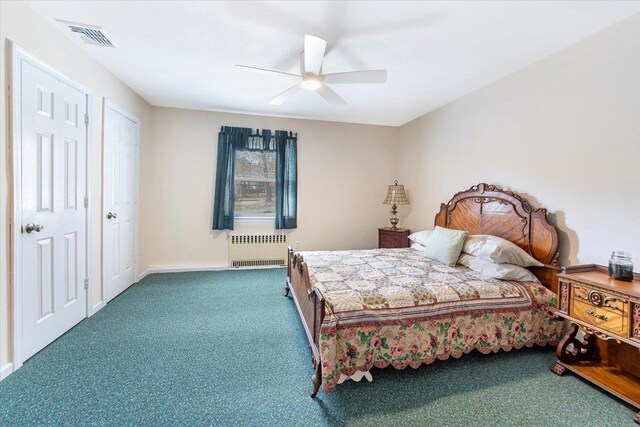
top-left (101, 100), bottom-right (140, 305)
top-left (10, 43), bottom-right (94, 373)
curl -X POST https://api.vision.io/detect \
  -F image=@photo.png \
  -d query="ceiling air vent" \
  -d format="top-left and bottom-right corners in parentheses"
top-left (57, 20), bottom-right (116, 48)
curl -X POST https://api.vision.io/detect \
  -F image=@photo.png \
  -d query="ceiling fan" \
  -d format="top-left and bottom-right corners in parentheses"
top-left (235, 35), bottom-right (387, 107)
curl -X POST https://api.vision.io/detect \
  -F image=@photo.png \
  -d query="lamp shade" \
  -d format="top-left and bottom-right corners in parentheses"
top-left (383, 180), bottom-right (410, 205)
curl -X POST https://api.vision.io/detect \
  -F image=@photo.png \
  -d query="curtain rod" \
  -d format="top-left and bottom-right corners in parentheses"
top-left (220, 126), bottom-right (297, 138)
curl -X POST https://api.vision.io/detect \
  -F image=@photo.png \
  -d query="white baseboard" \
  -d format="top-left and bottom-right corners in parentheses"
top-left (137, 268), bottom-right (151, 281)
top-left (139, 264), bottom-right (228, 280)
top-left (138, 263), bottom-right (283, 280)
top-left (0, 363), bottom-right (14, 381)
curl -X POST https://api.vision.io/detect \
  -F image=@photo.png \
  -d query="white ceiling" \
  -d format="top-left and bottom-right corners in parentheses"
top-left (27, 1), bottom-right (640, 126)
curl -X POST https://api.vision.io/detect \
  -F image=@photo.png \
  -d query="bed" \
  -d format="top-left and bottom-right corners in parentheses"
top-left (286, 183), bottom-right (563, 396)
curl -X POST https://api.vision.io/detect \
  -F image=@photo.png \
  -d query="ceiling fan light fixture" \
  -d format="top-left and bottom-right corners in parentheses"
top-left (300, 77), bottom-right (322, 91)
top-left (237, 35), bottom-right (387, 106)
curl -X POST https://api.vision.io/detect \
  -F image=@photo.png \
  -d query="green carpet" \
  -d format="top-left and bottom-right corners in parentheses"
top-left (0, 269), bottom-right (636, 426)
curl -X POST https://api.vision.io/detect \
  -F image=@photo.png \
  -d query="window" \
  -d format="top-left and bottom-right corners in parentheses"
top-left (234, 149), bottom-right (275, 220)
top-left (212, 126), bottom-right (296, 231)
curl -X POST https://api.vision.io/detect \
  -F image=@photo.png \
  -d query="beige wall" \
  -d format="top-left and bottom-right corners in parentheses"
top-left (141, 107), bottom-right (399, 270)
top-left (397, 13), bottom-right (640, 270)
top-left (0, 2), bottom-right (153, 370)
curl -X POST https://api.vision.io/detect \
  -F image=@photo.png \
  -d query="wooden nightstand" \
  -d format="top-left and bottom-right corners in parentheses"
top-left (552, 264), bottom-right (640, 424)
top-left (378, 227), bottom-right (410, 249)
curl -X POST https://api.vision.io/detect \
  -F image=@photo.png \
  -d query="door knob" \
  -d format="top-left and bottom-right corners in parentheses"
top-left (106, 212), bottom-right (118, 219)
top-left (24, 223), bottom-right (44, 234)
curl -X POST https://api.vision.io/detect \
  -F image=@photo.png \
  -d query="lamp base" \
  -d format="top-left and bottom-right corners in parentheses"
top-left (389, 204), bottom-right (399, 230)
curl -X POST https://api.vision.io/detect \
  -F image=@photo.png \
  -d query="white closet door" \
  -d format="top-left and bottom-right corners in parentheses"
top-left (103, 102), bottom-right (139, 302)
top-left (19, 60), bottom-right (88, 361)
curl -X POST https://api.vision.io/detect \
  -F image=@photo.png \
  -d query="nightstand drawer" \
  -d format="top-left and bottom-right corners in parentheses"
top-left (378, 228), bottom-right (410, 249)
top-left (571, 298), bottom-right (628, 335)
top-left (572, 284), bottom-right (629, 315)
top-left (380, 233), bottom-right (401, 246)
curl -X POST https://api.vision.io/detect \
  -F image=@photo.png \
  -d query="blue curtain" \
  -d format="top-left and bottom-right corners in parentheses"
top-left (212, 127), bottom-right (251, 230)
top-left (212, 126), bottom-right (297, 230)
top-left (275, 131), bottom-right (297, 229)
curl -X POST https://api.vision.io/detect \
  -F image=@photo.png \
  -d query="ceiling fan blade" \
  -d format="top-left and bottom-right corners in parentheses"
top-left (299, 51), bottom-right (305, 75)
top-left (268, 84), bottom-right (300, 106)
top-left (235, 65), bottom-right (300, 79)
top-left (304, 35), bottom-right (327, 76)
top-left (317, 85), bottom-right (346, 107)
top-left (323, 70), bottom-right (387, 84)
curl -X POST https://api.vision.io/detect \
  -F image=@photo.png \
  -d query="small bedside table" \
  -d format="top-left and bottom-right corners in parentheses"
top-left (378, 227), bottom-right (410, 249)
top-left (552, 264), bottom-right (640, 424)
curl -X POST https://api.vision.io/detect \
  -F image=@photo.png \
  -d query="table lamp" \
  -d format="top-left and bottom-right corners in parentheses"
top-left (383, 180), bottom-right (409, 230)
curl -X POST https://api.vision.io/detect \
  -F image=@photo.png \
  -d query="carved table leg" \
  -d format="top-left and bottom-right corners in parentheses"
top-left (556, 322), bottom-right (593, 364)
top-left (310, 363), bottom-right (321, 398)
top-left (552, 322), bottom-right (595, 375)
top-left (634, 412), bottom-right (640, 425)
top-left (284, 282), bottom-right (290, 297)
top-left (551, 362), bottom-right (566, 376)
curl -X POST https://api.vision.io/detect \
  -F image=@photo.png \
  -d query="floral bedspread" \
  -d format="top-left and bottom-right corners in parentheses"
top-left (300, 248), bottom-right (562, 392)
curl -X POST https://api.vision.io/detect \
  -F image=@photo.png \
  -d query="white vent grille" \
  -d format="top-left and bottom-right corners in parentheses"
top-left (57, 20), bottom-right (116, 48)
top-left (229, 234), bottom-right (288, 268)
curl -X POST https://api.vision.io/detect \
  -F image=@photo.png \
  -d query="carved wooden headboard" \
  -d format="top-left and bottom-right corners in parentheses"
top-left (434, 183), bottom-right (561, 291)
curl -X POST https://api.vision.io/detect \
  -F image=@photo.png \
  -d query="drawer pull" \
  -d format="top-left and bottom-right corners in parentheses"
top-left (603, 296), bottom-right (627, 311)
top-left (585, 310), bottom-right (608, 321)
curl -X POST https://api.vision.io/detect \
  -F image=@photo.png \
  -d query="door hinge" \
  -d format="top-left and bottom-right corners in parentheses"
top-left (84, 114), bottom-right (89, 126)
top-left (84, 278), bottom-right (89, 289)
top-left (84, 197), bottom-right (88, 208)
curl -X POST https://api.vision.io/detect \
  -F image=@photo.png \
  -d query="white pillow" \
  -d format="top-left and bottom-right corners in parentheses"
top-left (462, 235), bottom-right (543, 267)
top-left (458, 254), bottom-right (540, 283)
top-left (408, 230), bottom-right (433, 246)
top-left (411, 242), bottom-right (426, 251)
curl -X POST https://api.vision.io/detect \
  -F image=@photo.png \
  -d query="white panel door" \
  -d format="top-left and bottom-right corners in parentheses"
top-left (20, 60), bottom-right (88, 361)
top-left (103, 103), bottom-right (138, 302)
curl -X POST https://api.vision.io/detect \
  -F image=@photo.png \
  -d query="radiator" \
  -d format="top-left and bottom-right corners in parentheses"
top-left (229, 234), bottom-right (288, 268)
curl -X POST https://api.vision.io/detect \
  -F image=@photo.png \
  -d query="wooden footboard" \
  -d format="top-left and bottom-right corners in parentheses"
top-left (286, 247), bottom-right (325, 397)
